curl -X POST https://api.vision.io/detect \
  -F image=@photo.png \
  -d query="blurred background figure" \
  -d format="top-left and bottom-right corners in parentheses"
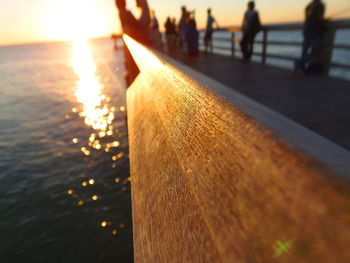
top-left (204, 8), bottom-right (219, 54)
top-left (295, 0), bottom-right (326, 73)
top-left (115, 0), bottom-right (150, 45)
top-left (136, 0), bottom-right (151, 30)
top-left (178, 6), bottom-right (192, 51)
top-left (133, 0), bottom-right (162, 49)
top-left (115, 0), bottom-right (150, 85)
top-left (184, 16), bottom-right (199, 57)
top-left (150, 10), bottom-right (159, 31)
top-left (165, 17), bottom-right (178, 54)
top-left (240, 1), bottom-right (261, 61)
top-left (150, 10), bottom-right (163, 49)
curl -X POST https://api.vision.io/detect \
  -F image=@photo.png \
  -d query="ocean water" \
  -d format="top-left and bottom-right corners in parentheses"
top-left (0, 38), bottom-right (133, 262)
top-left (200, 29), bottom-right (350, 81)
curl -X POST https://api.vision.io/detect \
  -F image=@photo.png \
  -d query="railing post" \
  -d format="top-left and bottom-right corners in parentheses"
top-left (320, 27), bottom-right (336, 75)
top-left (261, 29), bottom-right (268, 64)
top-left (231, 32), bottom-right (235, 58)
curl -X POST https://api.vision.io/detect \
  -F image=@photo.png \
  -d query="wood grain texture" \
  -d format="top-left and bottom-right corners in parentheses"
top-left (124, 36), bottom-right (350, 263)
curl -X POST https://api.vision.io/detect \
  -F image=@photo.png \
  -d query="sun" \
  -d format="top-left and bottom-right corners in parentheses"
top-left (42, 0), bottom-right (107, 41)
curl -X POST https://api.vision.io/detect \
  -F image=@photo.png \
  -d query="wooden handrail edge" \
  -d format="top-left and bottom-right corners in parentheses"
top-left (124, 35), bottom-right (350, 262)
top-left (124, 35), bottom-right (350, 179)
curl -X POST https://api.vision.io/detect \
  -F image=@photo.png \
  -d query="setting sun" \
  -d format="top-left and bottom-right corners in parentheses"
top-left (42, 0), bottom-right (107, 40)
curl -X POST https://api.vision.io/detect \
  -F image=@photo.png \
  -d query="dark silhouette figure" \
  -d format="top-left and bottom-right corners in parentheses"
top-left (179, 6), bottom-right (191, 34)
top-left (150, 10), bottom-right (162, 50)
top-left (135, 0), bottom-right (151, 31)
top-left (165, 17), bottom-right (172, 33)
top-left (115, 0), bottom-right (150, 86)
top-left (179, 6), bottom-right (194, 51)
top-left (184, 18), bottom-right (199, 57)
top-left (165, 17), bottom-right (177, 54)
top-left (204, 8), bottom-right (219, 54)
top-left (150, 10), bottom-right (159, 31)
top-left (240, 1), bottom-right (261, 61)
top-left (295, 0), bottom-right (326, 73)
top-left (115, 0), bottom-right (150, 45)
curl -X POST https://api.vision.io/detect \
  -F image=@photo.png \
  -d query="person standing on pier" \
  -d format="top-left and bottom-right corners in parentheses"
top-left (204, 8), bottom-right (219, 54)
top-left (179, 6), bottom-right (193, 51)
top-left (240, 1), bottom-right (261, 61)
top-left (150, 10), bottom-right (163, 50)
top-left (295, 0), bottom-right (326, 73)
top-left (165, 17), bottom-right (177, 54)
top-left (115, 0), bottom-right (151, 85)
top-left (184, 16), bottom-right (199, 57)
top-left (136, 0), bottom-right (151, 31)
top-left (115, 0), bottom-right (150, 45)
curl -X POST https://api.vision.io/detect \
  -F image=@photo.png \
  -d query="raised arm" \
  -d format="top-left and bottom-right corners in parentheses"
top-left (214, 17), bottom-right (220, 29)
top-left (136, 0), bottom-right (151, 28)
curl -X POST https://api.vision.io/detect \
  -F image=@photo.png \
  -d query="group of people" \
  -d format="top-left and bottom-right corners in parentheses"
top-left (114, 0), bottom-right (215, 58)
top-left (164, 7), bottom-right (199, 57)
top-left (115, 0), bottom-right (328, 84)
top-left (239, 0), bottom-right (325, 70)
top-left (164, 6), bottom-right (215, 57)
top-left (164, 7), bottom-right (220, 56)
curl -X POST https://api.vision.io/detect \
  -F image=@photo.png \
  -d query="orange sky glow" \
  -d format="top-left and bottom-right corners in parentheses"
top-left (0, 0), bottom-right (349, 46)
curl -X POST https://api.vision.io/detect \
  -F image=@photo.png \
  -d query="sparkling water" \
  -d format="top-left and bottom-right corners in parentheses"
top-left (0, 38), bottom-right (133, 262)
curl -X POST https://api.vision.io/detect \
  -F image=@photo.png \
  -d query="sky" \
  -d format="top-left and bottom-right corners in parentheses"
top-left (0, 0), bottom-right (349, 46)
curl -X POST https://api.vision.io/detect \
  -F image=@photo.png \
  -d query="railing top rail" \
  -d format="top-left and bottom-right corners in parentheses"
top-left (124, 35), bottom-right (350, 263)
top-left (327, 19), bottom-right (350, 29)
top-left (209, 19), bottom-right (350, 32)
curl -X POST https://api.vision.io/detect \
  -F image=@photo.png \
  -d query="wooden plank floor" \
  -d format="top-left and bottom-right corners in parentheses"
top-left (176, 53), bottom-right (350, 151)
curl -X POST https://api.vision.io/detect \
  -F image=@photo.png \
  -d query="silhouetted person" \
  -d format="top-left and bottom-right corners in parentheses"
top-left (295, 0), bottom-right (325, 73)
top-left (165, 17), bottom-right (177, 54)
top-left (150, 10), bottom-right (162, 49)
top-left (150, 10), bottom-right (159, 31)
top-left (165, 17), bottom-right (172, 34)
top-left (136, 0), bottom-right (151, 30)
top-left (179, 6), bottom-right (193, 51)
top-left (179, 6), bottom-right (191, 33)
top-left (184, 18), bottom-right (199, 57)
top-left (115, 0), bottom-right (150, 85)
top-left (115, 0), bottom-right (150, 45)
top-left (204, 8), bottom-right (219, 54)
top-left (172, 18), bottom-right (179, 49)
top-left (240, 1), bottom-right (261, 61)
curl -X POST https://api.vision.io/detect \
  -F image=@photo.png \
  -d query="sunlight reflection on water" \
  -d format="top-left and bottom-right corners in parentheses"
top-left (0, 38), bottom-right (133, 261)
top-left (69, 39), bottom-right (129, 232)
top-left (72, 39), bottom-right (115, 135)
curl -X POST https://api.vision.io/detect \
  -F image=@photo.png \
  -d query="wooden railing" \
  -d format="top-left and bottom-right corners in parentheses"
top-left (124, 35), bottom-right (350, 263)
top-left (203, 19), bottom-right (350, 73)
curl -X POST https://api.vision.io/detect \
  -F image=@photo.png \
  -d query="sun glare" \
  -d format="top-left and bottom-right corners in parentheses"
top-left (72, 40), bottom-right (115, 138)
top-left (42, 0), bottom-right (107, 41)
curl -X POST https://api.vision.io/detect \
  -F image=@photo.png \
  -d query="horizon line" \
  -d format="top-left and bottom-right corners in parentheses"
top-left (2, 16), bottom-right (350, 48)
top-left (0, 35), bottom-right (113, 48)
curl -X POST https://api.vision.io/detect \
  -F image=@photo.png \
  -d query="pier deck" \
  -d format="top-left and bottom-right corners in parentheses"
top-left (177, 53), bottom-right (350, 151)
